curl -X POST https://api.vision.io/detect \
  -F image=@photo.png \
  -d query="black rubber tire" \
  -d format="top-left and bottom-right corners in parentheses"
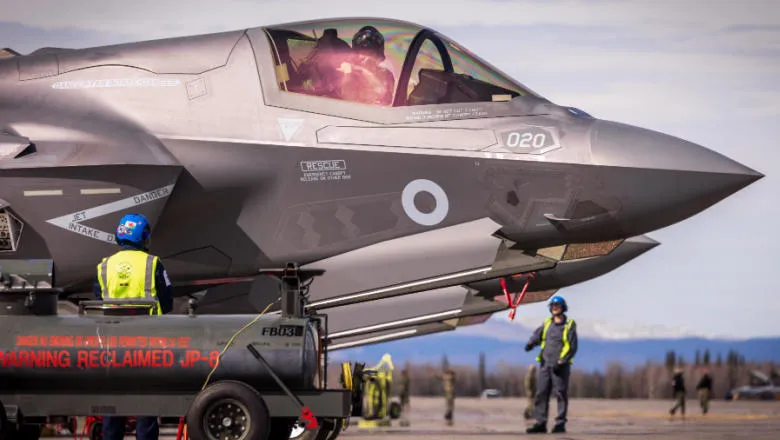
top-left (186, 380), bottom-right (270, 440)
top-left (68, 417), bottom-right (78, 435)
top-left (388, 401), bottom-right (401, 420)
top-left (268, 417), bottom-right (296, 440)
top-left (0, 403), bottom-right (9, 440)
top-left (88, 422), bottom-right (102, 440)
top-left (15, 424), bottom-right (42, 440)
top-left (325, 419), bottom-right (344, 440)
top-left (361, 378), bottom-right (383, 420)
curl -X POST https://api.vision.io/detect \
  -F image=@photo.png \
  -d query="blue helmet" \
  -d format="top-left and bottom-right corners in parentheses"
top-left (115, 213), bottom-right (151, 247)
top-left (548, 295), bottom-right (568, 313)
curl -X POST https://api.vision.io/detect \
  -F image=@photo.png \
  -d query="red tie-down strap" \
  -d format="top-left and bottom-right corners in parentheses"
top-left (501, 272), bottom-right (536, 321)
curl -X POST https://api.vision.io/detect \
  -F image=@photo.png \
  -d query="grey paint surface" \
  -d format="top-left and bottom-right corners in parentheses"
top-left (325, 234), bottom-right (659, 347)
top-left (0, 19), bottom-right (761, 336)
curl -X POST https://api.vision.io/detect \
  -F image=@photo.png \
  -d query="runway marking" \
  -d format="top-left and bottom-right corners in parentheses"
top-left (80, 188), bottom-right (121, 195)
top-left (45, 184), bottom-right (175, 244)
top-left (23, 190), bottom-right (63, 197)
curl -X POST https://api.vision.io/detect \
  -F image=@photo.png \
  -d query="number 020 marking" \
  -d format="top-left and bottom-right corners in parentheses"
top-left (506, 132), bottom-right (547, 148)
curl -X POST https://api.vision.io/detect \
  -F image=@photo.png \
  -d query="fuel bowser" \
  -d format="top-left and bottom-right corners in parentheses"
top-left (0, 262), bottom-right (351, 440)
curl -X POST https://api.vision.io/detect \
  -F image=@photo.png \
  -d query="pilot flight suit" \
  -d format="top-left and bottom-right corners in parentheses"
top-left (525, 315), bottom-right (578, 431)
top-left (94, 242), bottom-right (173, 440)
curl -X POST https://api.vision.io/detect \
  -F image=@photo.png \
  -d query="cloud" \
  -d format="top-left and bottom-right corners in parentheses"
top-left (3, 0), bottom-right (780, 41)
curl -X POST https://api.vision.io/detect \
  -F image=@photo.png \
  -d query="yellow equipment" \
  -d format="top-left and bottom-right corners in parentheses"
top-left (356, 353), bottom-right (402, 427)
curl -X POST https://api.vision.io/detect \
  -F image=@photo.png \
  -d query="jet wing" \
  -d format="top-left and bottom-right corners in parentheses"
top-left (325, 235), bottom-right (658, 349)
top-left (325, 285), bottom-right (505, 340)
top-left (329, 312), bottom-right (493, 351)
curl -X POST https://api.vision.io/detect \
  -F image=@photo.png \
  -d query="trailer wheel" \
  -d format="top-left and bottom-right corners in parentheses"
top-left (0, 403), bottom-right (8, 440)
top-left (326, 418), bottom-right (344, 440)
top-left (186, 380), bottom-right (270, 440)
top-left (389, 401), bottom-right (401, 420)
top-left (268, 417), bottom-right (295, 440)
top-left (15, 424), bottom-right (42, 440)
top-left (88, 422), bottom-right (102, 440)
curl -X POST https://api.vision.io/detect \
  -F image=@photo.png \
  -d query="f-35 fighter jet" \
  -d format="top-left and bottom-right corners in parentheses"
top-left (0, 18), bottom-right (761, 315)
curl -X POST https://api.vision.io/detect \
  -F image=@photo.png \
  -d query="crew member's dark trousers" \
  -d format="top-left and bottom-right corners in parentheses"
top-left (670, 391), bottom-right (686, 416)
top-left (533, 363), bottom-right (570, 426)
top-left (103, 416), bottom-right (159, 440)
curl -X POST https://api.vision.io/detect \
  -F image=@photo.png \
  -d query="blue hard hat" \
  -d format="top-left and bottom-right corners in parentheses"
top-left (548, 295), bottom-right (568, 313)
top-left (115, 213), bottom-right (151, 247)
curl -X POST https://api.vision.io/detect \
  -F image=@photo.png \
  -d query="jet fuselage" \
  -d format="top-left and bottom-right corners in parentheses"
top-left (0, 18), bottom-right (761, 301)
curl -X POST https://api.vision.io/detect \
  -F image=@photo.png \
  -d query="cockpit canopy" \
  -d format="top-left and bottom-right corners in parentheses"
top-left (263, 18), bottom-right (539, 108)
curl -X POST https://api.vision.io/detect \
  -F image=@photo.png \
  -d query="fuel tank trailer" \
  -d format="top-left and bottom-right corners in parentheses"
top-left (0, 264), bottom-right (350, 440)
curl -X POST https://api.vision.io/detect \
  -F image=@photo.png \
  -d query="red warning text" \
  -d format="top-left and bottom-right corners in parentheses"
top-left (179, 350), bottom-right (220, 368)
top-left (15, 335), bottom-right (191, 349)
top-left (0, 349), bottom-right (220, 369)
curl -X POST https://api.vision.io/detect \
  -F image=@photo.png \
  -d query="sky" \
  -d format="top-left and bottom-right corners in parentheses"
top-left (2, 0), bottom-right (779, 339)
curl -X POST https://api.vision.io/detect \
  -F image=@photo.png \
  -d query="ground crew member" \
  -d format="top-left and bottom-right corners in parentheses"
top-left (399, 368), bottom-right (411, 426)
top-left (669, 367), bottom-right (686, 418)
top-left (524, 295), bottom-right (578, 434)
top-left (442, 368), bottom-right (455, 426)
top-left (696, 367), bottom-right (712, 415)
top-left (524, 364), bottom-right (537, 420)
top-left (94, 213), bottom-right (173, 440)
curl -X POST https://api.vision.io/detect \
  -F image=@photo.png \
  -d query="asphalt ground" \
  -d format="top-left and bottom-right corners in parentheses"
top-left (51, 397), bottom-right (780, 439)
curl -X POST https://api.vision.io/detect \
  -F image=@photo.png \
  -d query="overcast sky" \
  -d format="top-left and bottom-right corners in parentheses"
top-left (2, 0), bottom-right (778, 339)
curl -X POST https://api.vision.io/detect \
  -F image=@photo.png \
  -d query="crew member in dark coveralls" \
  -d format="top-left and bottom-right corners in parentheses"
top-left (524, 295), bottom-right (578, 434)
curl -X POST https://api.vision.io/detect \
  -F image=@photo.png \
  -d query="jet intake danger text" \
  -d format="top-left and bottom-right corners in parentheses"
top-left (4, 335), bottom-right (220, 369)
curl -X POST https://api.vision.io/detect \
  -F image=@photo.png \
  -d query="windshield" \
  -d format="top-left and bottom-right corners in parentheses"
top-left (263, 18), bottom-right (542, 109)
top-left (437, 33), bottom-right (535, 98)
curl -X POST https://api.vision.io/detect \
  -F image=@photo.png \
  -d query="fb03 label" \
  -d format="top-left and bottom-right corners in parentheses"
top-left (261, 325), bottom-right (304, 337)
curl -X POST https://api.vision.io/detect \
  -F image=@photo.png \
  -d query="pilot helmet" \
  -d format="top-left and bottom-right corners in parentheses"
top-left (352, 26), bottom-right (385, 61)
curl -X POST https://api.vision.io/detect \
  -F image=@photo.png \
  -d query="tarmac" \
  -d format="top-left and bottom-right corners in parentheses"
top-left (57, 397), bottom-right (780, 439)
top-left (335, 397), bottom-right (780, 440)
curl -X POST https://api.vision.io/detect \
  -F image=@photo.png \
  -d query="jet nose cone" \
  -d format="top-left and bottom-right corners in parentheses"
top-left (592, 120), bottom-right (763, 182)
top-left (591, 120), bottom-right (763, 209)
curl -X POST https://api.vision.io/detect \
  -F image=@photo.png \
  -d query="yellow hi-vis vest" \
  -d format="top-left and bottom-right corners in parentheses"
top-left (536, 316), bottom-right (575, 364)
top-left (97, 249), bottom-right (162, 315)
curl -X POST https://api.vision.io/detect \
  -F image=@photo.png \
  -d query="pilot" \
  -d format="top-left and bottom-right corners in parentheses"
top-left (524, 295), bottom-right (578, 434)
top-left (94, 213), bottom-right (173, 440)
top-left (297, 28), bottom-right (352, 99)
top-left (337, 26), bottom-right (395, 106)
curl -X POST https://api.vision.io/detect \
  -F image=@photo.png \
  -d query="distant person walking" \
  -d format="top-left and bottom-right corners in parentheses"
top-left (399, 368), bottom-right (411, 426)
top-left (524, 364), bottom-right (537, 420)
top-left (669, 367), bottom-right (686, 418)
top-left (442, 369), bottom-right (456, 426)
top-left (524, 295), bottom-right (578, 434)
top-left (696, 368), bottom-right (713, 415)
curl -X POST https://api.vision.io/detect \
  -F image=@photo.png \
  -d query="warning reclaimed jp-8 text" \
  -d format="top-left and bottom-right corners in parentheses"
top-left (0, 349), bottom-right (220, 369)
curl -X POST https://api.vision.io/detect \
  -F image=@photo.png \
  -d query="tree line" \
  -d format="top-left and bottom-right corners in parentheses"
top-left (327, 349), bottom-right (777, 399)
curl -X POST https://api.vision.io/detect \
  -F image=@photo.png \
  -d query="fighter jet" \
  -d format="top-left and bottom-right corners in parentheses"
top-left (0, 18), bottom-right (761, 314)
top-left (324, 235), bottom-right (659, 348)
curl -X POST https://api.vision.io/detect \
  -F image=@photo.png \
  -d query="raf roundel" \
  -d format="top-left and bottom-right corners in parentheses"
top-left (401, 179), bottom-right (449, 226)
